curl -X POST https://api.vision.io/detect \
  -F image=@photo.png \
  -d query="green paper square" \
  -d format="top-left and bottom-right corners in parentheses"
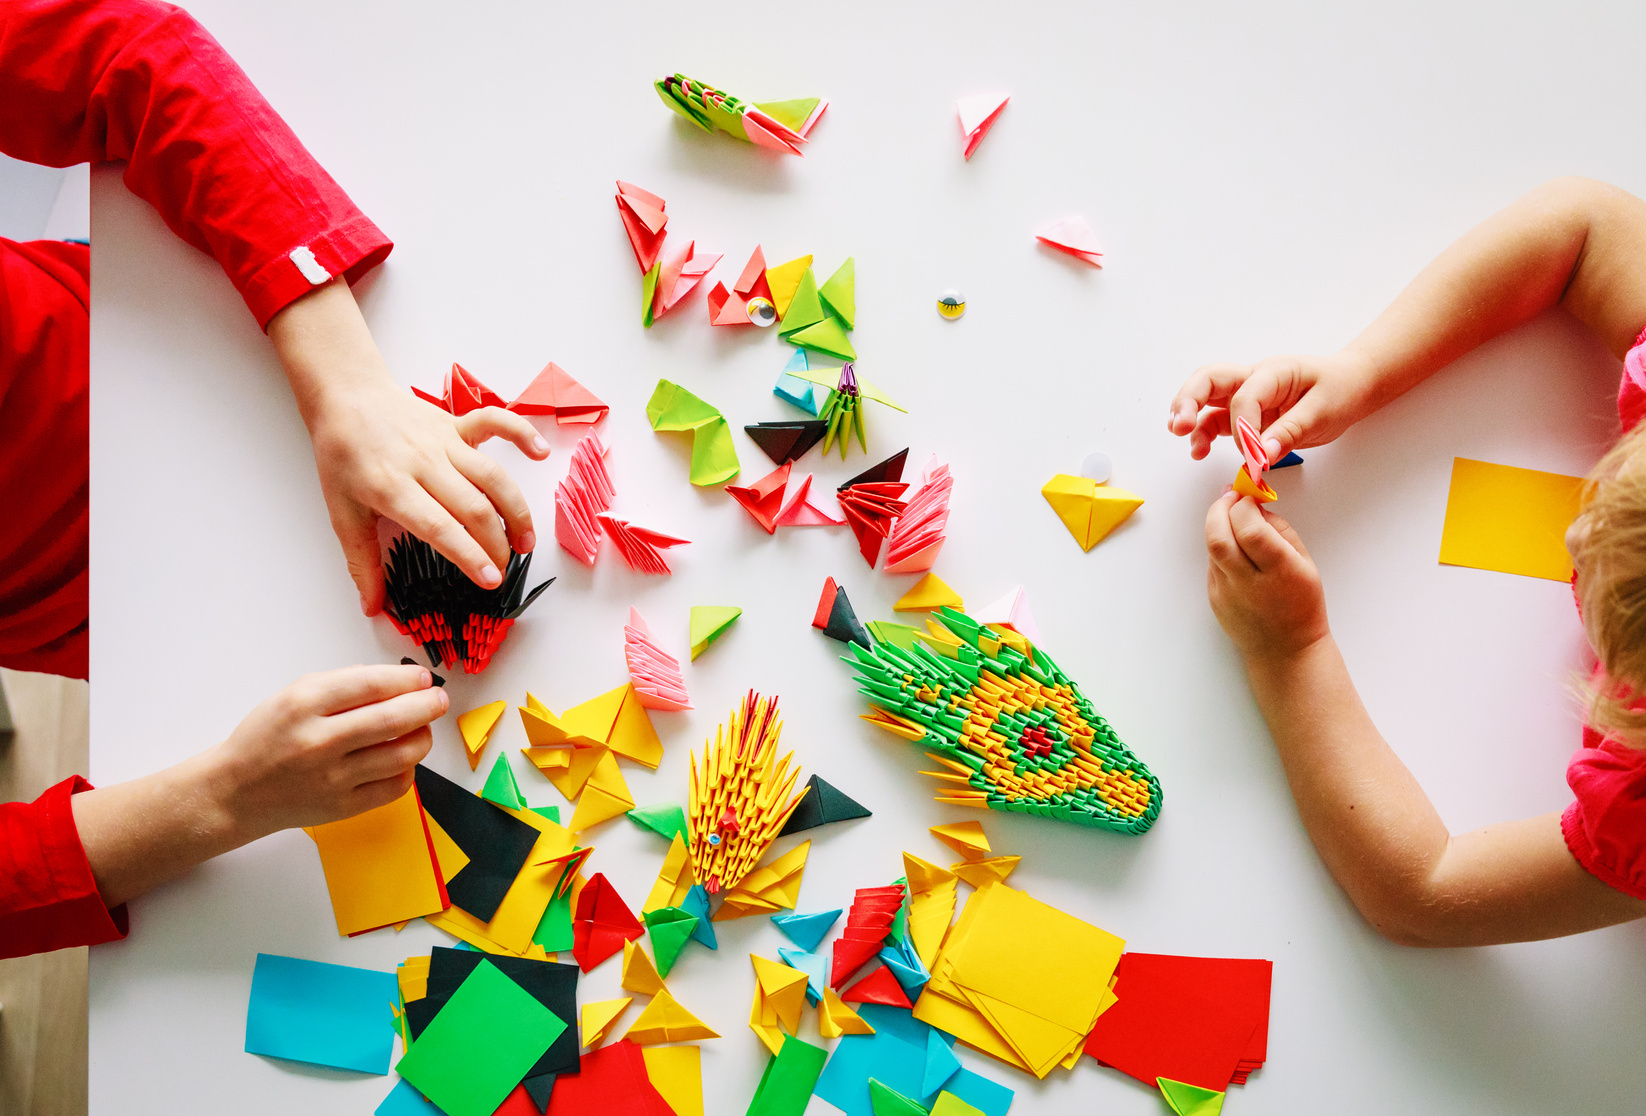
top-left (394, 960), bottom-right (567, 1116)
top-left (533, 884), bottom-right (575, 953)
top-left (746, 1034), bottom-right (828, 1116)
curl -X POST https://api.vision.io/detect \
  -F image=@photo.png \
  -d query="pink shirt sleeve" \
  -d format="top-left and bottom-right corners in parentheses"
top-left (1563, 726), bottom-right (1646, 901)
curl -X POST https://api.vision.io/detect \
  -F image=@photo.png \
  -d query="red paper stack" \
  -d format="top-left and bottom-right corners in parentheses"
top-left (831, 884), bottom-right (906, 989)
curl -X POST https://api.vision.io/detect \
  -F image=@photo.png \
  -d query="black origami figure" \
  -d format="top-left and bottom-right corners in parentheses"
top-left (382, 535), bottom-right (553, 674)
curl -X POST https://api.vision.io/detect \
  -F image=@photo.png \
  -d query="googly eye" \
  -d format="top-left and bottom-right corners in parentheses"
top-left (706, 832), bottom-right (722, 846)
top-left (1080, 452), bottom-right (1112, 484)
top-left (746, 297), bottom-right (777, 327)
top-left (937, 289), bottom-right (966, 320)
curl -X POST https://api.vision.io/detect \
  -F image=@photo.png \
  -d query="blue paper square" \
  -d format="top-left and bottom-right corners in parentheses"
top-left (245, 953), bottom-right (399, 1074)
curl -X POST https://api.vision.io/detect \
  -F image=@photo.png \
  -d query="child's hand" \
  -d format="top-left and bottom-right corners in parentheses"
top-left (1168, 349), bottom-right (1377, 465)
top-left (268, 279), bottom-right (551, 615)
top-left (202, 663), bottom-right (447, 840)
top-left (1205, 492), bottom-right (1330, 663)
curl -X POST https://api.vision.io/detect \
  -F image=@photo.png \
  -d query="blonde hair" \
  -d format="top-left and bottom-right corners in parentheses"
top-left (1573, 421), bottom-right (1646, 746)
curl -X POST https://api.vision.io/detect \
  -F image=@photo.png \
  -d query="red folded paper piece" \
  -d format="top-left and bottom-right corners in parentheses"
top-left (1234, 415), bottom-right (1267, 483)
top-left (837, 482), bottom-right (911, 567)
top-left (831, 883), bottom-right (906, 988)
top-left (1036, 216), bottom-right (1104, 267)
top-left (510, 362), bottom-right (609, 425)
top-left (734, 246), bottom-right (773, 304)
top-left (726, 463), bottom-right (791, 534)
top-left (555, 432), bottom-right (615, 565)
top-left (412, 362), bottom-right (509, 416)
top-left (597, 516), bottom-right (689, 576)
top-left (840, 965), bottom-right (912, 1008)
top-left (652, 240), bottom-right (722, 320)
top-left (507, 1040), bottom-right (673, 1116)
top-left (884, 456), bottom-right (952, 573)
top-left (1083, 952), bottom-right (1273, 1093)
top-left (571, 873), bottom-right (644, 972)
top-left (775, 474), bottom-right (845, 527)
top-left (617, 180), bottom-right (668, 273)
top-left (624, 608), bottom-right (692, 712)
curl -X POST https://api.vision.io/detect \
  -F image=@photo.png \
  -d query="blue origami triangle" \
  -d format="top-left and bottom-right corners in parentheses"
top-left (878, 936), bottom-right (928, 996)
top-left (777, 945), bottom-right (828, 1005)
top-left (921, 1027), bottom-right (962, 1096)
top-left (771, 909), bottom-right (841, 952)
top-left (1272, 450), bottom-right (1304, 468)
top-left (681, 884), bottom-right (717, 949)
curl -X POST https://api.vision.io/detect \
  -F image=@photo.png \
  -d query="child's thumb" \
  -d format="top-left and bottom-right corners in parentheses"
top-left (1260, 399), bottom-right (1326, 463)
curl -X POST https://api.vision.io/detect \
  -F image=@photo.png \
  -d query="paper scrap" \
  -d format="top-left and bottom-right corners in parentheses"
top-left (895, 574), bottom-right (964, 613)
top-left (955, 92), bottom-right (1009, 159)
top-left (1438, 457), bottom-right (1584, 582)
top-left (1035, 216), bottom-right (1104, 267)
top-left (245, 953), bottom-right (398, 1074)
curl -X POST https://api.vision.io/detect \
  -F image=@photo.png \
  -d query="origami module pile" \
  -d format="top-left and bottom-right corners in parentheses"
top-left (413, 361), bottom-right (608, 425)
top-left (517, 680), bottom-right (665, 833)
top-left (382, 535), bottom-right (553, 674)
top-left (654, 74), bottom-right (827, 156)
top-left (616, 181), bottom-right (723, 327)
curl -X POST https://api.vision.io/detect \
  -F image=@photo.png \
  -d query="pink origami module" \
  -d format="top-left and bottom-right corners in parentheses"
top-left (507, 362), bottom-right (609, 425)
top-left (1036, 215), bottom-right (1104, 267)
top-left (624, 607), bottom-right (692, 711)
top-left (652, 240), bottom-right (722, 321)
top-left (555, 431), bottom-right (615, 564)
top-left (975, 584), bottom-right (1043, 644)
top-left (707, 246), bottom-right (776, 327)
top-left (1234, 416), bottom-right (1267, 483)
top-left (956, 91), bottom-right (1010, 160)
top-left (616, 180), bottom-right (668, 272)
top-left (726, 463), bottom-right (791, 534)
top-left (412, 363), bottom-right (508, 415)
top-left (597, 515), bottom-right (690, 575)
top-left (884, 455), bottom-right (953, 573)
top-left (775, 474), bottom-right (845, 527)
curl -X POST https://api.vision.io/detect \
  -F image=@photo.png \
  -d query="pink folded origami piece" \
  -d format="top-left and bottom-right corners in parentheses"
top-left (956, 91), bottom-right (1009, 160)
top-left (598, 515), bottom-right (689, 576)
top-left (975, 585), bottom-right (1043, 644)
top-left (774, 474), bottom-right (845, 527)
top-left (726, 463), bottom-right (791, 534)
top-left (616, 180), bottom-right (668, 272)
top-left (555, 432), bottom-right (615, 564)
top-left (412, 363), bottom-right (508, 416)
top-left (884, 455), bottom-right (953, 573)
top-left (1036, 215), bottom-right (1104, 267)
top-left (624, 608), bottom-right (692, 712)
top-left (507, 361), bottom-right (609, 425)
top-left (1234, 415), bottom-right (1268, 483)
top-left (652, 240), bottom-right (722, 320)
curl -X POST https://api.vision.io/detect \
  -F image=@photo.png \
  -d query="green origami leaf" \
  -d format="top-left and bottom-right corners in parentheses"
top-left (753, 98), bottom-right (820, 135)
top-left (777, 269), bottom-right (826, 336)
top-left (645, 380), bottom-right (741, 485)
top-left (818, 257), bottom-right (855, 328)
top-left (844, 607), bottom-right (1162, 835)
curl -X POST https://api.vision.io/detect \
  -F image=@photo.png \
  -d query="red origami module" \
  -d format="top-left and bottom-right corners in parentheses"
top-left (840, 964), bottom-right (913, 1008)
top-left (726, 463), bottom-right (791, 534)
top-left (616, 180), bottom-right (668, 273)
top-left (571, 873), bottom-right (644, 973)
top-left (510, 362), bottom-right (609, 425)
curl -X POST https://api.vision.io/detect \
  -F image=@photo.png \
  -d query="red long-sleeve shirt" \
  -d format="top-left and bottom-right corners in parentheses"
top-left (0, 0), bottom-right (391, 958)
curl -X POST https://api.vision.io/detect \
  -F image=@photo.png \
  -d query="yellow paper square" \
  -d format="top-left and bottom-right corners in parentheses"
top-left (1439, 457), bottom-right (1584, 582)
top-left (311, 788), bottom-right (446, 936)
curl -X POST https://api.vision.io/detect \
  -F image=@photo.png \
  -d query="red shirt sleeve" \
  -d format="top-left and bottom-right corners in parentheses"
top-left (0, 0), bottom-right (392, 328)
top-left (1562, 725), bottom-right (1646, 901)
top-left (0, 777), bottom-right (127, 958)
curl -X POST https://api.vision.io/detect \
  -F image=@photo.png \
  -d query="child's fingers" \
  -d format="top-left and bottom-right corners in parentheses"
top-left (1169, 364), bottom-right (1253, 435)
top-left (1260, 507), bottom-right (1315, 562)
top-left (412, 469), bottom-right (511, 587)
top-left (454, 407), bottom-right (551, 461)
top-left (381, 482), bottom-right (503, 589)
top-left (1189, 406), bottom-right (1232, 460)
top-left (447, 443), bottom-right (536, 555)
top-left (1228, 496), bottom-right (1300, 572)
top-left (344, 728), bottom-right (435, 787)
top-left (329, 687), bottom-right (448, 751)
top-left (303, 663), bottom-right (430, 716)
top-left (1228, 356), bottom-right (1316, 463)
top-left (331, 506), bottom-right (387, 616)
top-left (342, 768), bottom-right (418, 817)
top-left (1205, 492), bottom-right (1258, 573)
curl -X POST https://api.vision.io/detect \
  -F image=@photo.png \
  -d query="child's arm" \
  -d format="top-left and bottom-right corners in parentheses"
top-left (1207, 492), bottom-right (1646, 945)
top-left (1169, 178), bottom-right (1646, 464)
top-left (67, 663), bottom-right (446, 911)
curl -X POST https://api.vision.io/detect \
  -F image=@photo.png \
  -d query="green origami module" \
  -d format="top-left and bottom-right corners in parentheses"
top-left (654, 74), bottom-right (826, 157)
top-left (844, 607), bottom-right (1161, 835)
top-left (646, 380), bottom-right (740, 486)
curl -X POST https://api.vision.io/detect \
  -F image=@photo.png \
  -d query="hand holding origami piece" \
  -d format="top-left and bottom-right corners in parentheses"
top-left (1165, 349), bottom-right (1378, 465)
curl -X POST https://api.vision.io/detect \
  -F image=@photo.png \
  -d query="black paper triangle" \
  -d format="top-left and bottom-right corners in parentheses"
top-left (779, 774), bottom-right (874, 836)
top-left (524, 1072), bottom-right (557, 1112)
top-left (746, 421), bottom-right (827, 465)
top-left (823, 587), bottom-right (872, 648)
top-left (838, 447), bottom-right (908, 491)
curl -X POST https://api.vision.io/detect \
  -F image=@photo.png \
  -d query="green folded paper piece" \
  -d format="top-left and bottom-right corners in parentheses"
top-left (532, 881), bottom-right (575, 953)
top-left (776, 269), bottom-right (826, 337)
top-left (928, 1092), bottom-right (984, 1116)
top-left (480, 753), bottom-right (525, 811)
top-left (789, 316), bottom-right (857, 361)
top-left (655, 74), bottom-right (824, 157)
top-left (394, 960), bottom-right (567, 1116)
top-left (642, 262), bottom-right (661, 328)
top-left (643, 906), bottom-right (699, 976)
top-left (746, 1034), bottom-right (830, 1116)
top-left (646, 380), bottom-right (740, 485)
top-left (1159, 1078), bottom-right (1226, 1116)
top-left (869, 1078), bottom-right (930, 1116)
top-left (866, 621), bottom-right (922, 651)
top-left (818, 257), bottom-right (855, 328)
top-left (627, 801), bottom-right (689, 841)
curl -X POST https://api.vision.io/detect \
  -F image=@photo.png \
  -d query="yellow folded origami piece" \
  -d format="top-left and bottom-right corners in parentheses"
top-left (713, 841), bottom-right (810, 921)
top-left (642, 1045), bottom-right (704, 1116)
top-left (397, 953), bottom-right (431, 1004)
top-left (624, 987), bottom-right (720, 1044)
top-left (519, 683), bottom-right (664, 767)
top-left (894, 573), bottom-right (964, 613)
top-left (913, 881), bottom-right (1124, 1079)
top-left (951, 856), bottom-right (1021, 889)
top-left (818, 986), bottom-right (876, 1039)
top-left (1231, 464), bottom-right (1277, 503)
top-left (688, 693), bottom-right (807, 895)
top-left (425, 803), bottom-right (576, 957)
top-left (457, 700), bottom-right (507, 771)
top-left (311, 788), bottom-right (449, 937)
top-left (903, 853), bottom-right (959, 971)
top-left (749, 955), bottom-right (811, 1056)
top-left (581, 996), bottom-right (633, 1048)
top-left (621, 938), bottom-right (665, 995)
top-left (644, 833), bottom-right (698, 914)
top-left (1042, 473), bottom-right (1144, 551)
top-left (929, 820), bottom-right (990, 862)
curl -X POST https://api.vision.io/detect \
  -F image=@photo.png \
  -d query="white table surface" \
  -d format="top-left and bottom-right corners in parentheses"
top-left (86, 1), bottom-right (1646, 1112)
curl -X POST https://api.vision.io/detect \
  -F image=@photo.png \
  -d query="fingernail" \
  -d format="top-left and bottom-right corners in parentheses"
top-left (480, 563), bottom-right (501, 586)
top-left (436, 688), bottom-right (450, 711)
top-left (518, 530), bottom-right (536, 553)
top-left (359, 593), bottom-right (369, 614)
top-left (420, 670), bottom-right (432, 688)
top-left (1263, 437), bottom-right (1282, 462)
top-left (532, 435), bottom-right (549, 455)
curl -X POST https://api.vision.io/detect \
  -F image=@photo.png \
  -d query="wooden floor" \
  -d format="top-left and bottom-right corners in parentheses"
top-left (0, 669), bottom-right (90, 1116)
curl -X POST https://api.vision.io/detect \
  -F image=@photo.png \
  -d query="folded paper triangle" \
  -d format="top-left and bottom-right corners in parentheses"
top-left (775, 475), bottom-right (844, 527)
top-left (616, 181), bottom-right (668, 272)
top-left (620, 938), bottom-right (665, 995)
top-left (818, 986), bottom-right (876, 1040)
top-left (974, 586), bottom-right (1042, 644)
top-left (765, 256), bottom-right (814, 318)
top-left (706, 281), bottom-right (751, 326)
top-left (951, 855), bottom-right (1021, 889)
top-left (643, 833), bottom-right (697, 915)
top-left (624, 987), bottom-right (720, 1044)
top-left (771, 909), bottom-right (841, 952)
top-left (956, 92), bottom-right (1010, 160)
top-left (1273, 450), bottom-right (1304, 468)
top-left (599, 515), bottom-right (690, 575)
top-left (652, 241), bottom-right (722, 321)
top-left (817, 258), bottom-right (855, 328)
top-left (688, 606), bottom-right (741, 660)
top-left (868, 1079), bottom-right (928, 1116)
top-left (746, 421), bottom-right (828, 466)
top-left (715, 839), bottom-right (811, 920)
top-left (811, 579), bottom-right (872, 648)
top-left (509, 362), bottom-right (608, 425)
top-left (779, 773), bottom-right (872, 836)
top-left (481, 753), bottom-right (527, 810)
top-left (1041, 473), bottom-right (1144, 551)
top-left (929, 821), bottom-right (989, 860)
top-left (627, 800), bottom-right (689, 841)
top-left (734, 246), bottom-right (773, 302)
top-left (754, 98), bottom-right (827, 137)
top-left (776, 945), bottom-right (827, 1005)
top-left (572, 874), bottom-right (643, 972)
top-left (776, 269), bottom-right (826, 336)
top-left (838, 483), bottom-right (911, 568)
top-left (458, 700), bottom-right (507, 771)
top-left (726, 463), bottom-right (792, 534)
top-left (841, 966), bottom-right (912, 1008)
top-left (787, 315), bottom-right (857, 361)
top-left (625, 609), bottom-right (692, 712)
top-left (1160, 1079), bottom-right (1226, 1116)
top-left (1035, 216), bottom-right (1104, 267)
top-left (922, 1026), bottom-right (964, 1095)
top-left (1232, 463), bottom-right (1278, 503)
top-left (894, 574), bottom-right (964, 613)
top-left (841, 449), bottom-right (909, 489)
top-left (579, 996), bottom-right (633, 1049)
top-left (643, 906), bottom-right (699, 977)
